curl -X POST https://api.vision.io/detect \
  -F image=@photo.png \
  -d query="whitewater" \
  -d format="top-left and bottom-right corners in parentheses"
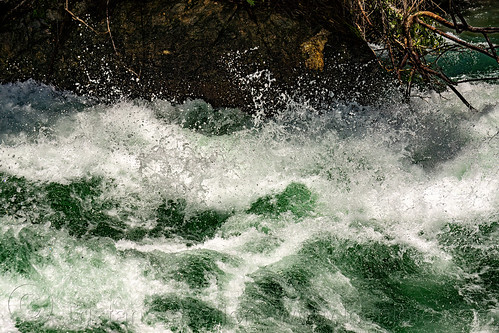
top-left (0, 74), bottom-right (497, 333)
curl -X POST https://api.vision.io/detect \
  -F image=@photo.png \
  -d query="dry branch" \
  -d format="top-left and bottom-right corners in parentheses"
top-left (64, 0), bottom-right (140, 79)
top-left (64, 0), bottom-right (108, 35)
top-left (351, 0), bottom-right (499, 110)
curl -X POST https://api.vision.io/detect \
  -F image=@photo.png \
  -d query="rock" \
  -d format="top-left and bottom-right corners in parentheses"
top-left (0, 0), bottom-right (389, 112)
top-left (301, 29), bottom-right (331, 71)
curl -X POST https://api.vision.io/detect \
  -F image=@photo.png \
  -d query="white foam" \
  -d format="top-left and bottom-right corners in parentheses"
top-left (0, 81), bottom-right (498, 331)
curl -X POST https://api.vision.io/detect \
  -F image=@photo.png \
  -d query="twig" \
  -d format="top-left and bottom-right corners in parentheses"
top-left (357, 0), bottom-right (372, 26)
top-left (424, 67), bottom-right (476, 110)
top-left (416, 18), bottom-right (499, 62)
top-left (456, 77), bottom-right (499, 83)
top-left (6, 0), bottom-right (30, 18)
top-left (483, 33), bottom-right (498, 60)
top-left (64, 0), bottom-right (140, 79)
top-left (106, 0), bottom-right (118, 56)
top-left (65, 0), bottom-right (108, 35)
top-left (411, 10), bottom-right (499, 34)
top-left (406, 68), bottom-right (415, 98)
top-left (445, 83), bottom-right (475, 111)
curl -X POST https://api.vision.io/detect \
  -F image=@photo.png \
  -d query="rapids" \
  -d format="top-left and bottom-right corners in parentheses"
top-left (0, 77), bottom-right (497, 332)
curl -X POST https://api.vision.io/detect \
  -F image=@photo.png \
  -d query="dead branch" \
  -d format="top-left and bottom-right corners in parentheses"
top-left (64, 0), bottom-right (140, 79)
top-left (456, 77), bottom-right (499, 83)
top-left (410, 10), bottom-right (499, 34)
top-left (106, 0), bottom-right (118, 55)
top-left (357, 0), bottom-right (372, 26)
top-left (64, 0), bottom-right (108, 35)
top-left (372, 1), bottom-right (499, 110)
top-left (416, 19), bottom-right (499, 62)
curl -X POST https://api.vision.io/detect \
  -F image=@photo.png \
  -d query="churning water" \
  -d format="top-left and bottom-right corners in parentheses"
top-left (0, 75), bottom-right (497, 333)
top-left (1, 3), bottom-right (499, 327)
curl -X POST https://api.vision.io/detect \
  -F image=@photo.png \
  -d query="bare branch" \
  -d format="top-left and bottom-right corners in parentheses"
top-left (410, 10), bottom-right (499, 34)
top-left (64, 0), bottom-right (141, 79)
top-left (416, 18), bottom-right (499, 63)
top-left (483, 33), bottom-right (498, 60)
top-left (456, 77), bottom-right (499, 83)
top-left (65, 0), bottom-right (108, 35)
top-left (106, 0), bottom-right (118, 55)
top-left (357, 0), bottom-right (373, 26)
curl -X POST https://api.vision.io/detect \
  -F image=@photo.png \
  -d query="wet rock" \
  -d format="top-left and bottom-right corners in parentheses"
top-left (0, 0), bottom-right (388, 111)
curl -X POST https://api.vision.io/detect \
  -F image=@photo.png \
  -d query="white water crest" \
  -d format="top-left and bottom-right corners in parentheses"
top-left (0, 80), bottom-right (498, 332)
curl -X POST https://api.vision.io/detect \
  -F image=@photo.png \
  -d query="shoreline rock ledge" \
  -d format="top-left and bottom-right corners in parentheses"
top-left (0, 0), bottom-right (387, 111)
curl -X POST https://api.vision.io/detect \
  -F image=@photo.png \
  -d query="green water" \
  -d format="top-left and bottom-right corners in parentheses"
top-left (0, 77), bottom-right (497, 333)
top-left (435, 1), bottom-right (499, 80)
top-left (0, 6), bottom-right (498, 332)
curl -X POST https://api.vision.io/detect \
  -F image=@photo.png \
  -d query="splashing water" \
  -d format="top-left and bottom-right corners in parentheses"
top-left (0, 76), bottom-right (498, 333)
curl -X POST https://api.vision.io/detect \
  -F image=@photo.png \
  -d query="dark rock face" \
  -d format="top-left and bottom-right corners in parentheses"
top-left (0, 0), bottom-right (387, 111)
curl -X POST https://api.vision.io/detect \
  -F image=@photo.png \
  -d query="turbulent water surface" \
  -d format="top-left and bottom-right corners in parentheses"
top-left (1, 6), bottom-right (499, 331)
top-left (0, 77), bottom-right (497, 333)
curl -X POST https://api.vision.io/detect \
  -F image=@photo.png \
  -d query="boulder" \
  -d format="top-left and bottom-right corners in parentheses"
top-left (0, 0), bottom-right (387, 112)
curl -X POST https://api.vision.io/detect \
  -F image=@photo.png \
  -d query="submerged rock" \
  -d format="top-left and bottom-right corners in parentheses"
top-left (0, 0), bottom-right (387, 111)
